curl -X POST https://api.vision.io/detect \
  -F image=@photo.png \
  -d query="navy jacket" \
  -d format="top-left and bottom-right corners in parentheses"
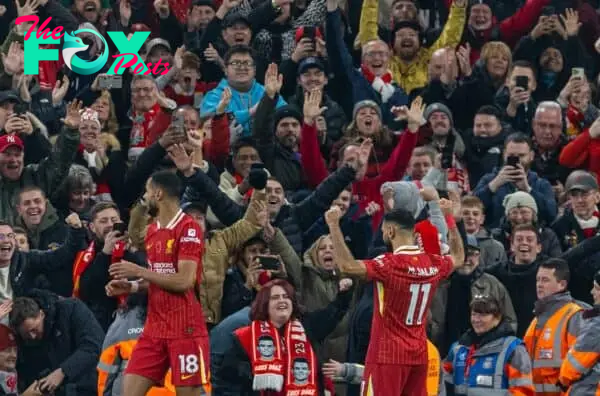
top-left (473, 168), bottom-right (557, 228)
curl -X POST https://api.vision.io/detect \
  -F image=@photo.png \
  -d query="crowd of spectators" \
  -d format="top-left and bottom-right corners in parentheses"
top-left (0, 0), bottom-right (597, 394)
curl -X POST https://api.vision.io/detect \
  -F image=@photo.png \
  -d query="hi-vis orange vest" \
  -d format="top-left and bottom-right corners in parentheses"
top-left (523, 302), bottom-right (582, 396)
top-left (98, 339), bottom-right (175, 395)
top-left (427, 340), bottom-right (441, 396)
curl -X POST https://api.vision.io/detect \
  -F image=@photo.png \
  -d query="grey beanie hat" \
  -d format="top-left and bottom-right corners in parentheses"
top-left (502, 191), bottom-right (538, 216)
top-left (353, 100), bottom-right (383, 121)
top-left (381, 181), bottom-right (425, 218)
top-left (424, 102), bottom-right (454, 125)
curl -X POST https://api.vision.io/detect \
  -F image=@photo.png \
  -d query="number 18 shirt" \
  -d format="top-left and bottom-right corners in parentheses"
top-left (362, 245), bottom-right (453, 365)
top-left (144, 210), bottom-right (207, 339)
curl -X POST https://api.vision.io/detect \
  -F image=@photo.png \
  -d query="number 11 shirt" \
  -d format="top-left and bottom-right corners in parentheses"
top-left (362, 245), bottom-right (453, 365)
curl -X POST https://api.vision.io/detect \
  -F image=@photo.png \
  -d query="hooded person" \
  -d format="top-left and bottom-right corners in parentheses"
top-left (378, 180), bottom-right (448, 254)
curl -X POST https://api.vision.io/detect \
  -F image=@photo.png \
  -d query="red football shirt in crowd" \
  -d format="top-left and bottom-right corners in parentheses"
top-left (362, 245), bottom-right (453, 365)
top-left (143, 210), bottom-right (207, 339)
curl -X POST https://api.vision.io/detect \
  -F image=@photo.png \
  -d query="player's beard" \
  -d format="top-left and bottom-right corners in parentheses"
top-left (383, 236), bottom-right (393, 252)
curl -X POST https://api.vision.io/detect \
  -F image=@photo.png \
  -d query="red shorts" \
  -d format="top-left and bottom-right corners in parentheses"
top-left (126, 333), bottom-right (210, 388)
top-left (361, 363), bottom-right (428, 396)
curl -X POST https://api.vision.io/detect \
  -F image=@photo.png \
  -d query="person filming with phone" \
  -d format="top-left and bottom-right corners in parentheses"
top-left (474, 132), bottom-right (557, 228)
top-left (73, 202), bottom-right (146, 331)
top-left (496, 61), bottom-right (538, 134)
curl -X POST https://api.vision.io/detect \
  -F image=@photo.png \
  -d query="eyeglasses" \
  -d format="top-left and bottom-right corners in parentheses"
top-left (132, 86), bottom-right (154, 94)
top-left (0, 233), bottom-right (16, 241)
top-left (227, 60), bottom-right (255, 69)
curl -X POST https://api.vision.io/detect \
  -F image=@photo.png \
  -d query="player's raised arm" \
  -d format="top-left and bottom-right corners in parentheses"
top-left (325, 206), bottom-right (368, 278)
top-left (439, 198), bottom-right (465, 270)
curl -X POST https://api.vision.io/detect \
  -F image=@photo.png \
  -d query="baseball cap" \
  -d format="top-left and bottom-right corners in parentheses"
top-left (0, 324), bottom-right (16, 351)
top-left (191, 0), bottom-right (216, 10)
top-left (145, 38), bottom-right (172, 55)
top-left (0, 134), bottom-right (24, 153)
top-left (565, 170), bottom-right (599, 192)
top-left (223, 14), bottom-right (251, 29)
top-left (297, 57), bottom-right (325, 75)
top-left (0, 91), bottom-right (22, 106)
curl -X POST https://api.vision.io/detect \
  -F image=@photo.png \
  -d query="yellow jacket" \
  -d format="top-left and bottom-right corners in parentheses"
top-left (358, 0), bottom-right (466, 94)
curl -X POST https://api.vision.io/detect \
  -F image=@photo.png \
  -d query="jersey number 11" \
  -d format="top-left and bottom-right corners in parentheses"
top-left (406, 283), bottom-right (431, 325)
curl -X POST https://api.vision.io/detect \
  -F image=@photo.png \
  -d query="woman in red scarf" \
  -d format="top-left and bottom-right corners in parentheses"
top-left (221, 279), bottom-right (353, 395)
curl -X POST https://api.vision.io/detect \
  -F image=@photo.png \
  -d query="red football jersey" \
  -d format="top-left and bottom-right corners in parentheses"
top-left (363, 245), bottom-right (453, 365)
top-left (144, 210), bottom-right (207, 339)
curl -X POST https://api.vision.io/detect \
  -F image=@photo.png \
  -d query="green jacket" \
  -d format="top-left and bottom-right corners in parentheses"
top-left (0, 125), bottom-right (79, 225)
top-left (277, 233), bottom-right (351, 364)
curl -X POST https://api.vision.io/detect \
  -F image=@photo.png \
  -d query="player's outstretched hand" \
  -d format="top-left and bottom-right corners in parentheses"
top-left (105, 279), bottom-right (132, 297)
top-left (109, 261), bottom-right (143, 279)
top-left (325, 206), bottom-right (342, 226)
top-left (322, 359), bottom-right (343, 378)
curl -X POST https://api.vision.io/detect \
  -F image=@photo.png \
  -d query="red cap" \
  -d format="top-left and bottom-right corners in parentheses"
top-left (295, 26), bottom-right (323, 43)
top-left (0, 325), bottom-right (17, 351)
top-left (0, 134), bottom-right (24, 153)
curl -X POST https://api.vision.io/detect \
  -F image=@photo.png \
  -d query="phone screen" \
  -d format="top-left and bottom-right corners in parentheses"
top-left (259, 256), bottom-right (280, 271)
top-left (515, 76), bottom-right (529, 90)
top-left (506, 156), bottom-right (519, 167)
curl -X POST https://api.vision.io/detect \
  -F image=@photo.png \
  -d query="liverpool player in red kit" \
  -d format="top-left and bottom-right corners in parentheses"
top-left (107, 170), bottom-right (210, 396)
top-left (325, 203), bottom-right (465, 396)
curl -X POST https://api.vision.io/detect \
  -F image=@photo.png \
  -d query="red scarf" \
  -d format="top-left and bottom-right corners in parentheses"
top-left (566, 104), bottom-right (585, 138)
top-left (360, 64), bottom-right (392, 84)
top-left (238, 320), bottom-right (318, 395)
top-left (72, 241), bottom-right (126, 304)
top-left (129, 103), bottom-right (170, 160)
top-left (234, 173), bottom-right (254, 201)
top-left (581, 211), bottom-right (600, 238)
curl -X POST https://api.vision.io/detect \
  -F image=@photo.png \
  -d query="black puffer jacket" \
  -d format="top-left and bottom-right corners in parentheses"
top-left (15, 289), bottom-right (104, 396)
top-left (462, 126), bottom-right (512, 189)
top-left (8, 226), bottom-right (87, 297)
top-left (181, 165), bottom-right (357, 255)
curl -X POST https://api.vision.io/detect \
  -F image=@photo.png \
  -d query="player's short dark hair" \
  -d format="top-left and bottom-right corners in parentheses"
top-left (90, 201), bottom-right (120, 221)
top-left (150, 170), bottom-right (183, 199)
top-left (9, 297), bottom-right (41, 329)
top-left (540, 258), bottom-right (570, 284)
top-left (258, 335), bottom-right (274, 343)
top-left (383, 209), bottom-right (416, 230)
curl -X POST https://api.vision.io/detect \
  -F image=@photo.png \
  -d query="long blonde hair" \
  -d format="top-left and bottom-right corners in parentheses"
top-left (96, 90), bottom-right (119, 136)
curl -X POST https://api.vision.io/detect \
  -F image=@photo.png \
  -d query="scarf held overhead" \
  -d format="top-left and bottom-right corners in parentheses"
top-left (247, 320), bottom-right (318, 395)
